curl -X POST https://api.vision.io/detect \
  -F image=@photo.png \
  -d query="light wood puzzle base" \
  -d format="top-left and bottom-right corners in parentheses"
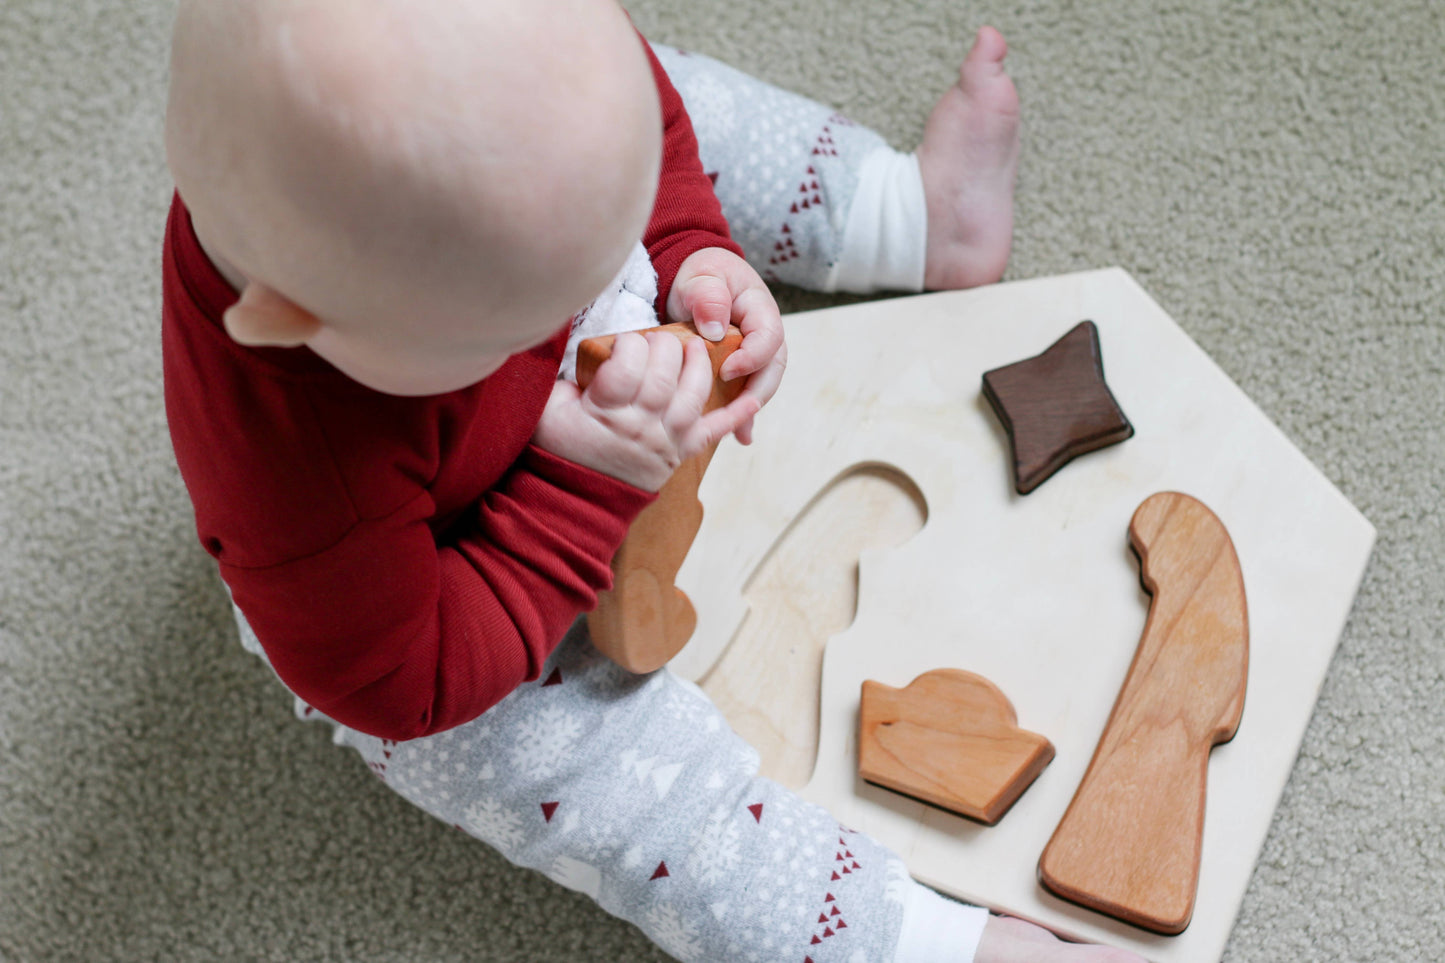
top-left (671, 269), bottom-right (1375, 962)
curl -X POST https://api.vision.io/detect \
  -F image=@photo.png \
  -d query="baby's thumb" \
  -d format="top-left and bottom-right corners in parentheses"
top-left (674, 273), bottom-right (732, 340)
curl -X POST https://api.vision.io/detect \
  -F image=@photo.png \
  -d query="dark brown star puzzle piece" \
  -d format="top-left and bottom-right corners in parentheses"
top-left (981, 321), bottom-right (1133, 495)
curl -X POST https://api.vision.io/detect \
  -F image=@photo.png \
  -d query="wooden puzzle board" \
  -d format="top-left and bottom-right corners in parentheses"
top-left (671, 268), bottom-right (1376, 962)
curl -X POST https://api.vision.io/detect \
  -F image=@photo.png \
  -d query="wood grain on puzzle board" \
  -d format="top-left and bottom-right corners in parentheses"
top-left (671, 269), bottom-right (1375, 962)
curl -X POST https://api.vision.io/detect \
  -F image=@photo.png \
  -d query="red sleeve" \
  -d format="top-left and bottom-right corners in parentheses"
top-left (640, 39), bottom-right (744, 315)
top-left (162, 196), bottom-right (655, 741)
top-left (226, 446), bottom-right (652, 739)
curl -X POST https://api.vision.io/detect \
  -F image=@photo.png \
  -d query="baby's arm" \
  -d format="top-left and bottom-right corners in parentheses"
top-left (638, 38), bottom-right (739, 315)
top-left (638, 41), bottom-right (786, 443)
top-left (164, 197), bottom-right (660, 742)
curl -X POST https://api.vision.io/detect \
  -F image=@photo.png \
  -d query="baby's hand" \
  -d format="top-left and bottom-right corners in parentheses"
top-left (533, 330), bottom-right (760, 492)
top-left (668, 247), bottom-right (786, 445)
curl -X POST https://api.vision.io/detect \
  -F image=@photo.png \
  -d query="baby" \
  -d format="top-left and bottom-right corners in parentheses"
top-left (162, 1), bottom-right (1141, 960)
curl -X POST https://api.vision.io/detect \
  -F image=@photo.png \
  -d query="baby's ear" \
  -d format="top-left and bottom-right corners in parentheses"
top-left (223, 282), bottom-right (323, 348)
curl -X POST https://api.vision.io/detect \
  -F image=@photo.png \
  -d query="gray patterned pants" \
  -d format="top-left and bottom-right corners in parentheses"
top-left (237, 613), bottom-right (913, 963)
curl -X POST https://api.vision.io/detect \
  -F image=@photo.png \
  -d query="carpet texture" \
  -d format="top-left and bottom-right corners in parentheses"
top-left (2, 0), bottom-right (1441, 960)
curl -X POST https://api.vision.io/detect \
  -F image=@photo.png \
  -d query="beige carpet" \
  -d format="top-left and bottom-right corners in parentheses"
top-left (2, 0), bottom-right (1442, 959)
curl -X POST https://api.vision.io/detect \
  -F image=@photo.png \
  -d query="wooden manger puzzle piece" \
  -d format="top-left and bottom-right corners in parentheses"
top-left (576, 322), bottom-right (745, 673)
top-left (1038, 491), bottom-right (1249, 935)
top-left (858, 669), bottom-right (1055, 825)
top-left (981, 320), bottom-right (1134, 494)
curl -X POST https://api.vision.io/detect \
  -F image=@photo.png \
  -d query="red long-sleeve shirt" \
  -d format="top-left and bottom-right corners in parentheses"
top-left (162, 43), bottom-right (741, 740)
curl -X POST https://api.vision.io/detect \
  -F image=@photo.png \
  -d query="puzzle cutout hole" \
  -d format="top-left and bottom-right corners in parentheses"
top-left (700, 463), bottom-right (928, 788)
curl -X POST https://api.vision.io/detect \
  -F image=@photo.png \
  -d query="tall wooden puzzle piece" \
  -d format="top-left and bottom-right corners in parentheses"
top-left (981, 320), bottom-right (1133, 494)
top-left (859, 669), bottom-right (1054, 825)
top-left (576, 322), bottom-right (744, 673)
top-left (1038, 491), bottom-right (1248, 934)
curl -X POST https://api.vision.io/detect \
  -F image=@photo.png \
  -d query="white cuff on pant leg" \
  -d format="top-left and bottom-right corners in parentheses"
top-left (893, 881), bottom-right (990, 963)
top-left (826, 147), bottom-right (928, 294)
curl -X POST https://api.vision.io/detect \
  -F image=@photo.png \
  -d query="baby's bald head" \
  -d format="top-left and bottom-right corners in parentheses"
top-left (167, 0), bottom-right (661, 394)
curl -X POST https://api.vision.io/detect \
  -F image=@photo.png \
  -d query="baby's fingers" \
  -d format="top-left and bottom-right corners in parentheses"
top-left (719, 285), bottom-right (784, 383)
top-left (680, 395), bottom-right (762, 459)
top-left (676, 335), bottom-right (714, 402)
top-left (662, 337), bottom-right (714, 433)
top-left (732, 410), bottom-right (758, 447)
top-left (545, 374), bottom-right (581, 410)
top-left (674, 273), bottom-right (733, 341)
top-left (584, 331), bottom-right (649, 408)
top-left (726, 337), bottom-right (787, 444)
top-left (634, 330), bottom-right (685, 413)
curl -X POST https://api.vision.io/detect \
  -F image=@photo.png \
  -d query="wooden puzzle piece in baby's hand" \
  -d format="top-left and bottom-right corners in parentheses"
top-left (859, 668), bottom-right (1054, 825)
top-left (576, 322), bottom-right (744, 674)
top-left (1038, 491), bottom-right (1248, 935)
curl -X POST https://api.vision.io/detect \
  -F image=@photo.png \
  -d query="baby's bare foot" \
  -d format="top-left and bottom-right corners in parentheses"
top-left (975, 915), bottom-right (1147, 963)
top-left (918, 26), bottom-right (1020, 290)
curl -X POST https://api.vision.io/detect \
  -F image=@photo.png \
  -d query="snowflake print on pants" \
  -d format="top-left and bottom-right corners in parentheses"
top-left (463, 797), bottom-right (526, 852)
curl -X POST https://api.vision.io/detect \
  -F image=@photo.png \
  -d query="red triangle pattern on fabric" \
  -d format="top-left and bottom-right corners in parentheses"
top-left (540, 801), bottom-right (559, 823)
top-left (650, 861), bottom-right (670, 880)
top-left (810, 126), bottom-right (839, 158)
top-left (770, 158), bottom-right (837, 273)
top-left (806, 885), bottom-right (849, 959)
top-left (832, 839), bottom-right (863, 878)
top-left (541, 668), bottom-right (563, 687)
top-left (748, 803), bottom-right (764, 823)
